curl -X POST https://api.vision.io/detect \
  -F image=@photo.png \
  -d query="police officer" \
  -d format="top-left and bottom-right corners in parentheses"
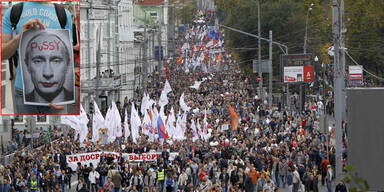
top-left (157, 168), bottom-right (165, 192)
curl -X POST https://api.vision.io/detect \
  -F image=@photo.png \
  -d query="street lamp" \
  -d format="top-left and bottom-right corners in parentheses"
top-left (304, 3), bottom-right (314, 54)
top-left (301, 3), bottom-right (314, 112)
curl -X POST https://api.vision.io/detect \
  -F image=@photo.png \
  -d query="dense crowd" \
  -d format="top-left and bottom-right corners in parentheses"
top-left (0, 12), bottom-right (349, 192)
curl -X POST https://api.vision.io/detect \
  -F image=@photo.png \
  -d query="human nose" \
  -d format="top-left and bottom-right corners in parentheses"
top-left (42, 61), bottom-right (54, 80)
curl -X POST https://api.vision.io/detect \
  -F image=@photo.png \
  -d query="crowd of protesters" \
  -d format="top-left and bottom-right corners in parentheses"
top-left (0, 11), bottom-right (349, 192)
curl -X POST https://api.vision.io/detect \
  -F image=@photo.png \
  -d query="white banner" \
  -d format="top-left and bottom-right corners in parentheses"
top-left (66, 152), bottom-right (179, 171)
top-left (284, 66), bottom-right (303, 83)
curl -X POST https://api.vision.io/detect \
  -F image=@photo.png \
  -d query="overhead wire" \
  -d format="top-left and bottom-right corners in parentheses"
top-left (345, 51), bottom-right (384, 81)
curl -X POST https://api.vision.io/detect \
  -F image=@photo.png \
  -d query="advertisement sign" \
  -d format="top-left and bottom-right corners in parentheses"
top-left (283, 66), bottom-right (313, 83)
top-left (284, 66), bottom-right (303, 82)
top-left (303, 66), bottom-right (314, 81)
top-left (66, 152), bottom-right (178, 171)
top-left (349, 65), bottom-right (363, 81)
top-left (281, 54), bottom-right (313, 83)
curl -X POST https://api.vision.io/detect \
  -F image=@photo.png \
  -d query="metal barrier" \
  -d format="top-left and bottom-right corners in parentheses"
top-left (0, 132), bottom-right (61, 166)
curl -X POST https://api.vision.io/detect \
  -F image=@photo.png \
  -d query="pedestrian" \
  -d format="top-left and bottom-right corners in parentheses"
top-left (335, 179), bottom-right (347, 192)
top-left (76, 179), bottom-right (88, 192)
top-left (103, 177), bottom-right (114, 192)
top-left (292, 166), bottom-right (301, 192)
top-left (326, 165), bottom-right (333, 192)
top-left (89, 167), bottom-right (100, 192)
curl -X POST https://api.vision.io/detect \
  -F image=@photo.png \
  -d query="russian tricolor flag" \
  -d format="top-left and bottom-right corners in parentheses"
top-left (157, 116), bottom-right (169, 139)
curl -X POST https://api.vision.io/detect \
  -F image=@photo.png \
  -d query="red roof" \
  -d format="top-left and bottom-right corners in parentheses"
top-left (135, 0), bottom-right (164, 5)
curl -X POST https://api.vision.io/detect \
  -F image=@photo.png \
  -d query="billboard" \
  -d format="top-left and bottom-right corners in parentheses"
top-left (281, 54), bottom-right (313, 83)
top-left (349, 65), bottom-right (363, 81)
top-left (283, 65), bottom-right (313, 83)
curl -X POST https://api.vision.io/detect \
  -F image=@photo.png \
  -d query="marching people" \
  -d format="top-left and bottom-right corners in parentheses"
top-left (0, 10), bottom-right (347, 192)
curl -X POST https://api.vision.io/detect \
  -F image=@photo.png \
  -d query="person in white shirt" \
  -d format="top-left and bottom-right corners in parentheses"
top-left (88, 167), bottom-right (100, 192)
top-left (326, 165), bottom-right (333, 192)
top-left (292, 166), bottom-right (301, 192)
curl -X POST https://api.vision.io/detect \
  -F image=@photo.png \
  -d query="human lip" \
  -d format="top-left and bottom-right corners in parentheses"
top-left (41, 82), bottom-right (56, 87)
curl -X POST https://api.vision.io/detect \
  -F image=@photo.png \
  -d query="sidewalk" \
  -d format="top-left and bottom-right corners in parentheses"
top-left (279, 180), bottom-right (339, 192)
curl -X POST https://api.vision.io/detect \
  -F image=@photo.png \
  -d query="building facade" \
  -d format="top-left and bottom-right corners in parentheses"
top-left (80, 0), bottom-right (168, 112)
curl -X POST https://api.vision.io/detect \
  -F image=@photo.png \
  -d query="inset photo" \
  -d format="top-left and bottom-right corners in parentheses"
top-left (1, 1), bottom-right (80, 115)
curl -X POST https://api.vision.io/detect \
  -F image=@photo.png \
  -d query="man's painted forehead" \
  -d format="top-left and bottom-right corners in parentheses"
top-left (28, 34), bottom-right (66, 54)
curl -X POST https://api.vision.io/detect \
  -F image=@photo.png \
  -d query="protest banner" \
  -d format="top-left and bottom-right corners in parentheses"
top-left (66, 152), bottom-right (178, 171)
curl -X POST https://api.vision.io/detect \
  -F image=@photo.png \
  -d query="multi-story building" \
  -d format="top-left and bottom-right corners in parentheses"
top-left (80, 0), bottom-right (169, 112)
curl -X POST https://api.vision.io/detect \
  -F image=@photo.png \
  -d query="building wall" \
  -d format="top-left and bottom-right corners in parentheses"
top-left (80, 0), bottom-right (138, 111)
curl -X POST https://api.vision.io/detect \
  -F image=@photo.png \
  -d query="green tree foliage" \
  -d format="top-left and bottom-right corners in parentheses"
top-left (344, 165), bottom-right (369, 192)
top-left (169, 0), bottom-right (198, 25)
top-left (345, 0), bottom-right (384, 83)
top-left (214, 0), bottom-right (384, 84)
top-left (214, 0), bottom-right (330, 83)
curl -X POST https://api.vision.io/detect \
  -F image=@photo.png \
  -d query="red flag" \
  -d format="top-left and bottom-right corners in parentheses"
top-left (177, 56), bottom-right (182, 65)
top-left (149, 108), bottom-right (153, 121)
top-left (191, 44), bottom-right (195, 57)
top-left (228, 104), bottom-right (239, 131)
top-left (165, 62), bottom-right (168, 80)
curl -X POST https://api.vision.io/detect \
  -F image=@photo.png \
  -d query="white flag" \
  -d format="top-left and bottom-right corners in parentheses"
top-left (92, 101), bottom-right (105, 144)
top-left (166, 107), bottom-right (176, 138)
top-left (141, 109), bottom-right (152, 136)
top-left (124, 109), bottom-right (130, 141)
top-left (163, 80), bottom-right (172, 95)
top-left (112, 102), bottom-right (122, 138)
top-left (175, 111), bottom-right (182, 140)
top-left (203, 109), bottom-right (209, 141)
top-left (104, 105), bottom-right (115, 143)
top-left (159, 106), bottom-right (167, 124)
top-left (80, 104), bottom-right (89, 125)
top-left (179, 93), bottom-right (190, 112)
top-left (197, 118), bottom-right (203, 139)
top-left (206, 39), bottom-right (214, 48)
top-left (152, 106), bottom-right (159, 131)
top-left (78, 123), bottom-right (88, 144)
top-left (158, 90), bottom-right (169, 107)
top-left (130, 103), bottom-right (141, 144)
top-left (61, 116), bottom-right (80, 131)
top-left (191, 119), bottom-right (199, 142)
top-left (189, 81), bottom-right (202, 90)
top-left (140, 92), bottom-right (150, 115)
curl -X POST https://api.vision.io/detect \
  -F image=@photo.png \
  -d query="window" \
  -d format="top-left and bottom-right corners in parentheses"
top-left (36, 116), bottom-right (47, 123)
top-left (14, 116), bottom-right (23, 123)
top-left (1, 85), bottom-right (5, 109)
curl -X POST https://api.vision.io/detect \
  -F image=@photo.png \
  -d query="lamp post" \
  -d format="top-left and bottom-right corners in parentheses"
top-left (256, 0), bottom-right (262, 99)
top-left (304, 3), bottom-right (314, 54)
top-left (301, 3), bottom-right (314, 112)
top-left (314, 55), bottom-right (319, 93)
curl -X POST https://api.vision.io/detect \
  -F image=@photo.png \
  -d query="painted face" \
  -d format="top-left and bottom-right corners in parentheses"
top-left (27, 34), bottom-right (68, 97)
